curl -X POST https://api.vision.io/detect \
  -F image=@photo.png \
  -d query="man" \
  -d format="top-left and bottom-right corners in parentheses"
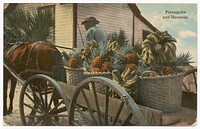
top-left (81, 16), bottom-right (107, 44)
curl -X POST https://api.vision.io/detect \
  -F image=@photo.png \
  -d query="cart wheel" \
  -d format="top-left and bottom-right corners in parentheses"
top-left (19, 74), bottom-right (69, 126)
top-left (183, 68), bottom-right (197, 92)
top-left (68, 76), bottom-right (147, 126)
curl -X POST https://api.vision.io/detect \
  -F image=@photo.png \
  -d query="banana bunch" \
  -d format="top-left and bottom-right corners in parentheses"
top-left (108, 41), bottom-right (121, 53)
top-left (141, 33), bottom-right (159, 64)
top-left (161, 32), bottom-right (177, 60)
top-left (111, 68), bottom-right (138, 100)
top-left (141, 31), bottom-right (177, 64)
top-left (112, 67), bottom-right (138, 89)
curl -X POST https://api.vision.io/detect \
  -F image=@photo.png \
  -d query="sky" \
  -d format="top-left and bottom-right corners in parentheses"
top-left (137, 3), bottom-right (198, 66)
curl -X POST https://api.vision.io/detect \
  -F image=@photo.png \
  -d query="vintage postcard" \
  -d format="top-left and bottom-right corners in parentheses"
top-left (2, 1), bottom-right (198, 127)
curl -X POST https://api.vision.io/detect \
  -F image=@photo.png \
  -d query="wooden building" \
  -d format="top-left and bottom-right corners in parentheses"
top-left (4, 3), bottom-right (158, 49)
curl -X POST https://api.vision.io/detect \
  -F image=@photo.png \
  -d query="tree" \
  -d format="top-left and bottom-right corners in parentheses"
top-left (4, 7), bottom-right (55, 44)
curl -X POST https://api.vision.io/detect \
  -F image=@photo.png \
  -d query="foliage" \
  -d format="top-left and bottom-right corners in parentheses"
top-left (4, 8), bottom-right (55, 44)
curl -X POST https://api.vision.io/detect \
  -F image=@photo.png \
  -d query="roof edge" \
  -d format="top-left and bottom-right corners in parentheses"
top-left (128, 3), bottom-right (159, 32)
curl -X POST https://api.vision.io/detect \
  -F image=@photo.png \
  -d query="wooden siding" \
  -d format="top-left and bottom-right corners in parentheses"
top-left (134, 16), bottom-right (153, 44)
top-left (55, 4), bottom-right (73, 50)
top-left (77, 3), bottom-right (133, 48)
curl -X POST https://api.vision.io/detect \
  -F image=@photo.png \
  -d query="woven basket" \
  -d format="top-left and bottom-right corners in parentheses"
top-left (65, 67), bottom-right (86, 85)
top-left (84, 72), bottom-right (112, 94)
top-left (138, 72), bottom-right (183, 113)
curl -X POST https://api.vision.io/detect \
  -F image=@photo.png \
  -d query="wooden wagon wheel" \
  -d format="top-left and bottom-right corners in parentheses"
top-left (183, 68), bottom-right (197, 92)
top-left (19, 74), bottom-right (69, 126)
top-left (68, 76), bottom-right (147, 126)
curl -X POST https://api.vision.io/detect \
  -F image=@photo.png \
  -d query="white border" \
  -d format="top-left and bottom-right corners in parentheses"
top-left (1, 0), bottom-right (199, 129)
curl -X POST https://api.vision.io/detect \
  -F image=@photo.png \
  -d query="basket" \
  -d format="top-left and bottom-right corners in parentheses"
top-left (138, 72), bottom-right (183, 113)
top-left (65, 67), bottom-right (86, 85)
top-left (84, 72), bottom-right (112, 94)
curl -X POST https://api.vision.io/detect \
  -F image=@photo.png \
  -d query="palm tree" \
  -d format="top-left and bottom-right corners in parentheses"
top-left (4, 7), bottom-right (55, 44)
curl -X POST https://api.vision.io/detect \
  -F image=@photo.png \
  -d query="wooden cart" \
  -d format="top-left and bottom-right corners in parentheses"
top-left (4, 51), bottom-right (197, 126)
top-left (4, 62), bottom-right (164, 126)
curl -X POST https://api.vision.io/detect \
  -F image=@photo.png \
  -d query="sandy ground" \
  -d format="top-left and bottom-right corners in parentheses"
top-left (3, 83), bottom-right (23, 126)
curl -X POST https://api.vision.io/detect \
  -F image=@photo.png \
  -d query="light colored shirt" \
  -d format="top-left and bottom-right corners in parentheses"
top-left (86, 26), bottom-right (107, 44)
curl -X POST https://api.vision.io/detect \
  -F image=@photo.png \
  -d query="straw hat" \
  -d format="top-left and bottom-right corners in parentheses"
top-left (81, 16), bottom-right (100, 25)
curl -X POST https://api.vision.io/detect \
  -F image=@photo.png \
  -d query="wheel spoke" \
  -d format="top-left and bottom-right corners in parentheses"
top-left (49, 118), bottom-right (59, 125)
top-left (24, 114), bottom-right (42, 118)
top-left (81, 88), bottom-right (97, 125)
top-left (37, 84), bottom-right (46, 109)
top-left (183, 82), bottom-right (189, 91)
top-left (47, 114), bottom-right (68, 117)
top-left (49, 100), bottom-right (64, 113)
top-left (49, 106), bottom-right (66, 114)
top-left (33, 118), bottom-right (43, 126)
top-left (45, 83), bottom-right (48, 108)
top-left (112, 100), bottom-right (124, 125)
top-left (74, 104), bottom-right (92, 125)
top-left (24, 92), bottom-right (41, 109)
top-left (192, 72), bottom-right (197, 90)
top-left (91, 82), bottom-right (102, 125)
top-left (23, 103), bottom-right (42, 114)
top-left (47, 88), bottom-right (56, 111)
top-left (104, 86), bottom-right (109, 125)
top-left (28, 84), bottom-right (43, 108)
top-left (122, 113), bottom-right (133, 125)
top-left (70, 120), bottom-right (82, 126)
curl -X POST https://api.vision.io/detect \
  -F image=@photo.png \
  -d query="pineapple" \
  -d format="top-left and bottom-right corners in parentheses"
top-left (163, 52), bottom-right (193, 75)
top-left (69, 57), bottom-right (81, 68)
top-left (125, 54), bottom-right (138, 64)
top-left (92, 56), bottom-right (104, 68)
top-left (148, 71), bottom-right (159, 77)
top-left (91, 42), bottom-right (110, 70)
top-left (101, 62), bottom-right (111, 72)
top-left (163, 66), bottom-right (174, 75)
top-left (68, 50), bottom-right (82, 68)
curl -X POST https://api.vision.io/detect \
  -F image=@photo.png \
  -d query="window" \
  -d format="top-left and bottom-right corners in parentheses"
top-left (142, 30), bottom-right (151, 41)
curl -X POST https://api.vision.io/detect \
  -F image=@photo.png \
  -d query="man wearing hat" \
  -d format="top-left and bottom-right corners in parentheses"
top-left (82, 16), bottom-right (107, 44)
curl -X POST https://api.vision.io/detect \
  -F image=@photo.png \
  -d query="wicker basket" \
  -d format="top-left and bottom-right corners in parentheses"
top-left (138, 72), bottom-right (183, 113)
top-left (65, 67), bottom-right (86, 85)
top-left (84, 72), bottom-right (112, 94)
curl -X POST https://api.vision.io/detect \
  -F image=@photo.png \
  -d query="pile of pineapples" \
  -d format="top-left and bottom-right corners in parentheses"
top-left (62, 30), bottom-right (193, 100)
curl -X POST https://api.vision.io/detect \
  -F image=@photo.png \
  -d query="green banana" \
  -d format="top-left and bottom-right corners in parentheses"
top-left (142, 38), bottom-right (152, 44)
top-left (161, 53), bottom-right (167, 62)
top-left (167, 42), bottom-right (176, 51)
top-left (147, 56), bottom-right (152, 64)
top-left (112, 70), bottom-right (124, 85)
top-left (167, 38), bottom-right (177, 43)
top-left (161, 35), bottom-right (172, 41)
top-left (121, 67), bottom-right (128, 78)
top-left (113, 43), bottom-right (120, 52)
top-left (142, 43), bottom-right (151, 49)
top-left (164, 45), bottom-right (170, 54)
top-left (122, 67), bottom-right (132, 79)
top-left (124, 70), bottom-right (136, 80)
top-left (146, 33), bottom-right (159, 43)
top-left (142, 47), bottom-right (151, 54)
top-left (148, 49), bottom-right (154, 60)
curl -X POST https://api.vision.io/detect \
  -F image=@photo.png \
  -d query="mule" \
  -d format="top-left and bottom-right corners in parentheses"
top-left (3, 41), bottom-right (64, 116)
